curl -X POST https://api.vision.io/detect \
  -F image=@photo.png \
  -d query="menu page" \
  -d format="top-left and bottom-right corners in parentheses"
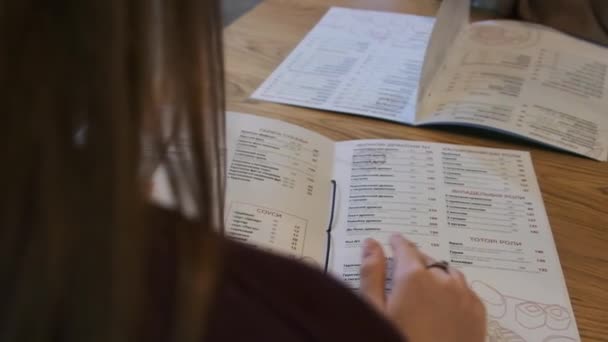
top-left (329, 140), bottom-right (580, 341)
top-left (149, 113), bottom-right (336, 265)
top-left (419, 20), bottom-right (608, 161)
top-left (252, 7), bottom-right (434, 124)
top-left (416, 0), bottom-right (469, 107)
top-left (222, 112), bottom-right (335, 266)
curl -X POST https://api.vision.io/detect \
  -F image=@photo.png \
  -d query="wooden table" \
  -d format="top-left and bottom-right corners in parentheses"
top-left (223, 0), bottom-right (608, 340)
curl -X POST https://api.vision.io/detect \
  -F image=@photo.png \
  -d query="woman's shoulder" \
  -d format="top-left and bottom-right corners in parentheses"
top-left (144, 205), bottom-right (401, 341)
top-left (204, 240), bottom-right (403, 342)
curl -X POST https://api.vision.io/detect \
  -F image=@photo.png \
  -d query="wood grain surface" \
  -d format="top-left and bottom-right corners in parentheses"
top-left (223, 1), bottom-right (608, 340)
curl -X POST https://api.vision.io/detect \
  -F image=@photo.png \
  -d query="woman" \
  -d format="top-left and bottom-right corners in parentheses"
top-left (0, 0), bottom-right (485, 341)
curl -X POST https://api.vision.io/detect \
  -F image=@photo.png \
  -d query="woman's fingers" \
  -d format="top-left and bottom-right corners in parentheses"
top-left (389, 234), bottom-right (425, 277)
top-left (404, 240), bottom-right (457, 281)
top-left (360, 238), bottom-right (387, 312)
top-left (424, 255), bottom-right (465, 283)
top-left (360, 235), bottom-right (487, 342)
top-left (450, 268), bottom-right (468, 288)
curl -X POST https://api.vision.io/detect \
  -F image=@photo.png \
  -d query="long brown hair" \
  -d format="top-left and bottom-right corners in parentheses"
top-left (0, 0), bottom-right (225, 341)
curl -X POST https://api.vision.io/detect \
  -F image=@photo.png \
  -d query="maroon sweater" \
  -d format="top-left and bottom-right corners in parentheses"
top-left (147, 208), bottom-right (402, 341)
top-left (208, 243), bottom-right (400, 342)
top-left (203, 241), bottom-right (402, 341)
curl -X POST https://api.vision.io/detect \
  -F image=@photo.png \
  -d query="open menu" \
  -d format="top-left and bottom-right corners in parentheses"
top-left (252, 5), bottom-right (608, 161)
top-left (152, 112), bottom-right (580, 341)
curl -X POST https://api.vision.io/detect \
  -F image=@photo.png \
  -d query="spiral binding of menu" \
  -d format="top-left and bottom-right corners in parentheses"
top-left (323, 180), bottom-right (338, 273)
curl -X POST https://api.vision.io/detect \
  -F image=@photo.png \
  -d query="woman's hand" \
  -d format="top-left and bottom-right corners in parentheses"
top-left (359, 234), bottom-right (486, 342)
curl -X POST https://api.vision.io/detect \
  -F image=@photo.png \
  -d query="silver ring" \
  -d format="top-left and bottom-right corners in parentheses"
top-left (426, 260), bottom-right (449, 273)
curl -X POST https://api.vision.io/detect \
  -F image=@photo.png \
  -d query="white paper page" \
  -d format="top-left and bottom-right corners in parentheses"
top-left (252, 7), bottom-right (434, 124)
top-left (419, 20), bottom-right (608, 161)
top-left (223, 112), bottom-right (335, 266)
top-left (150, 112), bottom-right (335, 266)
top-left (329, 140), bottom-right (580, 341)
